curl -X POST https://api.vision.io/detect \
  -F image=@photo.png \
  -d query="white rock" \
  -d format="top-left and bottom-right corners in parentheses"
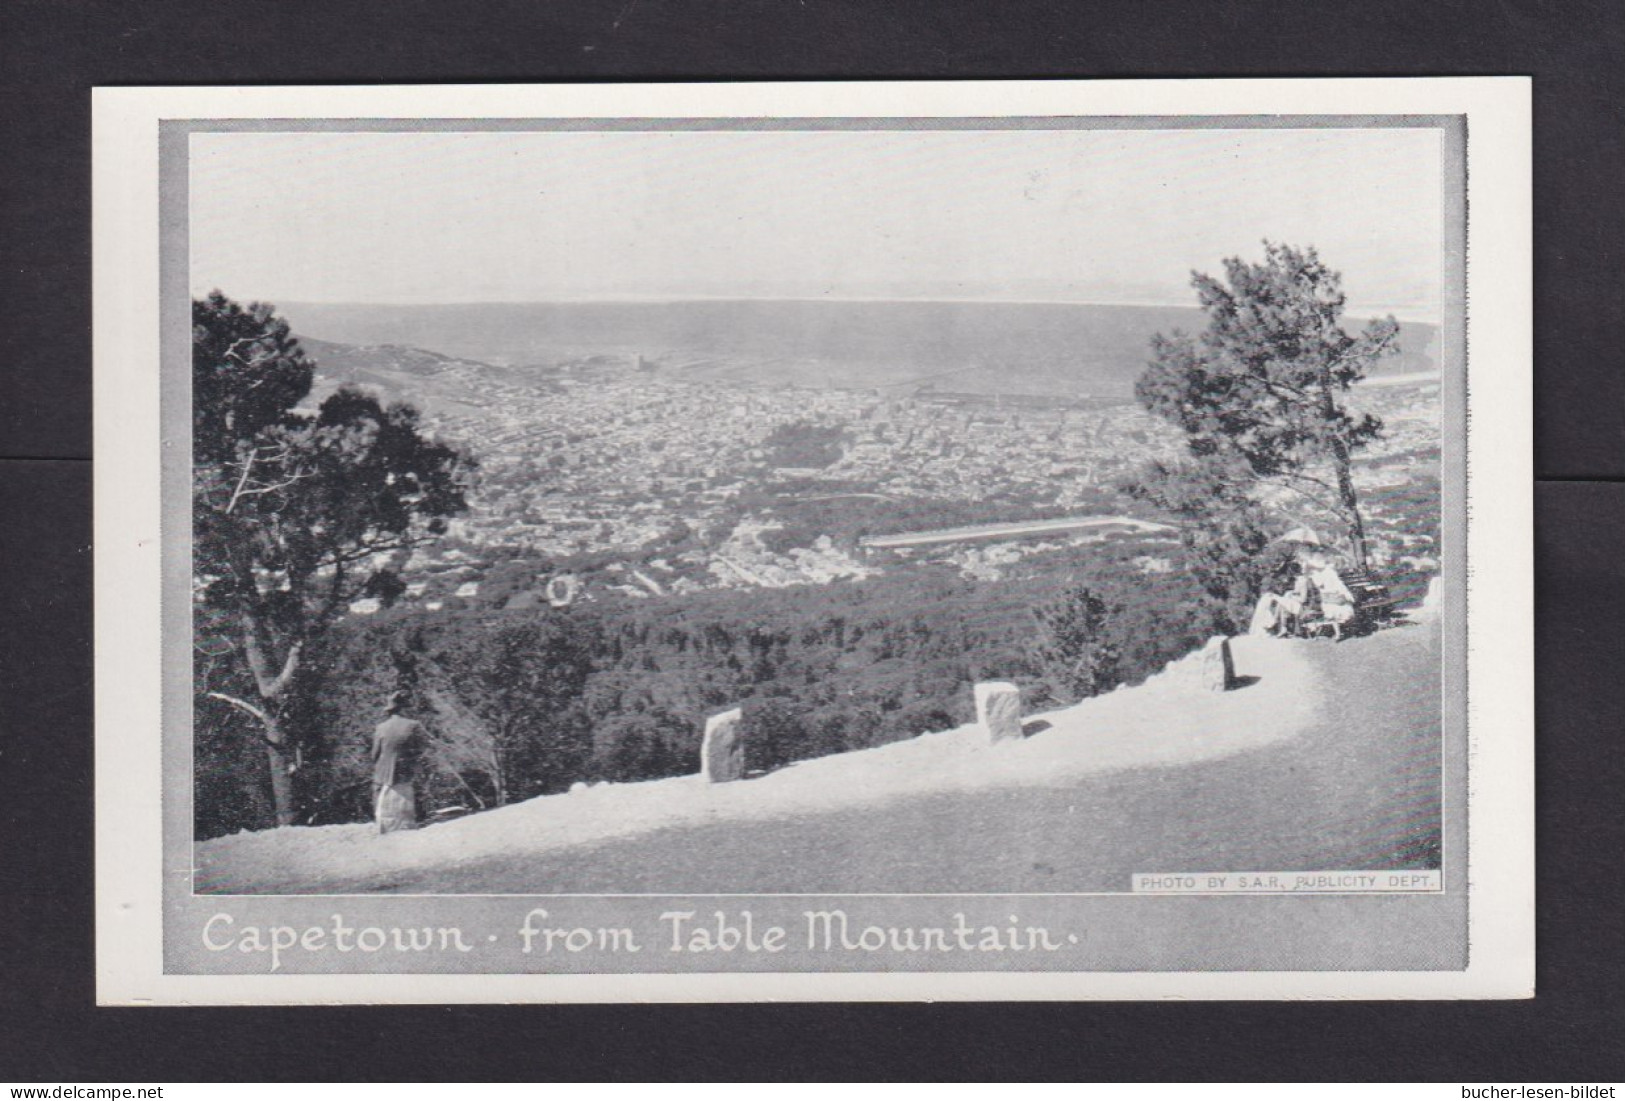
top-left (974, 681), bottom-right (1023, 743)
top-left (700, 708), bottom-right (747, 783)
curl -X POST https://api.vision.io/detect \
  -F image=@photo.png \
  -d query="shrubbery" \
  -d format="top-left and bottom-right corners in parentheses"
top-left (1032, 587), bottom-right (1121, 704)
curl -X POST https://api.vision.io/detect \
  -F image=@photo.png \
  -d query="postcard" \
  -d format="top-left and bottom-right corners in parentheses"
top-left (93, 79), bottom-right (1532, 1003)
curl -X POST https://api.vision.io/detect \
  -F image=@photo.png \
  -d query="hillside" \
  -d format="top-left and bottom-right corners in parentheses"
top-left (294, 337), bottom-right (544, 417)
top-left (196, 597), bottom-right (1442, 895)
top-left (283, 299), bottom-right (1440, 402)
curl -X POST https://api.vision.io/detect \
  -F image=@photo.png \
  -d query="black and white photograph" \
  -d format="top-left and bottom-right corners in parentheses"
top-left (92, 80), bottom-right (1533, 1002)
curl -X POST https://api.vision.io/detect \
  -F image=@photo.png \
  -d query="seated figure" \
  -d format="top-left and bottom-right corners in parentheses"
top-left (1308, 562), bottom-right (1358, 638)
top-left (1250, 570), bottom-right (1310, 637)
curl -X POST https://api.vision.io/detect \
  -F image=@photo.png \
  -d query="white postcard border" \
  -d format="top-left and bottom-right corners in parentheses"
top-left (94, 78), bottom-right (1532, 1004)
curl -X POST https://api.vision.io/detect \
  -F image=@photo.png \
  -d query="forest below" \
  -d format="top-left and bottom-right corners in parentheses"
top-left (194, 535), bottom-right (1228, 839)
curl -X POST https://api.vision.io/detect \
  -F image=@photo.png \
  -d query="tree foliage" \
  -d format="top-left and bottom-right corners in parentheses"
top-left (760, 418), bottom-right (850, 469)
top-left (1124, 456), bottom-right (1295, 634)
top-left (1134, 242), bottom-right (1399, 567)
top-left (1031, 587), bottom-right (1121, 705)
top-left (192, 291), bottom-right (471, 826)
top-left (431, 619), bottom-right (596, 804)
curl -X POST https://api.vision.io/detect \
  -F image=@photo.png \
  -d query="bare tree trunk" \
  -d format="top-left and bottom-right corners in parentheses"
top-left (205, 687), bottom-right (298, 828)
top-left (1319, 374), bottom-right (1371, 573)
top-left (1331, 440), bottom-right (1370, 571)
top-left (263, 715), bottom-right (298, 827)
top-left (489, 739), bottom-right (508, 807)
top-left (240, 613), bottom-right (305, 828)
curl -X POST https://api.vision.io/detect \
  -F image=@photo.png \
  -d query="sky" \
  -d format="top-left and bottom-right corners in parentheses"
top-left (189, 126), bottom-right (1444, 318)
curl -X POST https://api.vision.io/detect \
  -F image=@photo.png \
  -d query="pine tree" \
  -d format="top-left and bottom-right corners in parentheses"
top-left (1033, 587), bottom-right (1120, 704)
top-left (192, 292), bottom-right (470, 826)
top-left (1135, 242), bottom-right (1399, 569)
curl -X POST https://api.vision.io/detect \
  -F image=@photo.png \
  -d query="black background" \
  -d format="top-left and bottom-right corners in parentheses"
top-left (2, 0), bottom-right (1621, 1082)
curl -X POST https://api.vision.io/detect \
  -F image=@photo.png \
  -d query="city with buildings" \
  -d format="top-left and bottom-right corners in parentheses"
top-left (324, 343), bottom-right (1443, 616)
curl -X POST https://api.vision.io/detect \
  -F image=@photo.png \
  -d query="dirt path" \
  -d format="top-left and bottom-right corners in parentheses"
top-left (336, 620), bottom-right (1439, 895)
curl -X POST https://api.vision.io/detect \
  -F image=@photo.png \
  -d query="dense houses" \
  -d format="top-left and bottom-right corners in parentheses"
top-left (340, 353), bottom-right (1442, 612)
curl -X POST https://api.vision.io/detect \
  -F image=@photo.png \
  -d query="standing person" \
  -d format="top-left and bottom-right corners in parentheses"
top-left (372, 691), bottom-right (426, 834)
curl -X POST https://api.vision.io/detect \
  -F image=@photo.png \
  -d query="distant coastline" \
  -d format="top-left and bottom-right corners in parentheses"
top-left (206, 292), bottom-right (1442, 326)
top-left (265, 296), bottom-right (1441, 404)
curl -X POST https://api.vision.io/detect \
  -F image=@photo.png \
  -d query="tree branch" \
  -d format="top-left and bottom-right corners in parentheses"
top-left (224, 450), bottom-right (258, 514)
top-left (1269, 477), bottom-right (1345, 526)
top-left (1330, 326), bottom-right (1398, 368)
top-left (1251, 374), bottom-right (1313, 403)
top-left (443, 761), bottom-right (489, 811)
top-left (1276, 468), bottom-right (1339, 495)
top-left (223, 338), bottom-right (263, 366)
top-left (266, 641), bottom-right (303, 699)
top-left (330, 537), bottom-right (425, 566)
top-left (231, 470), bottom-right (316, 501)
top-left (205, 690), bottom-right (270, 727)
